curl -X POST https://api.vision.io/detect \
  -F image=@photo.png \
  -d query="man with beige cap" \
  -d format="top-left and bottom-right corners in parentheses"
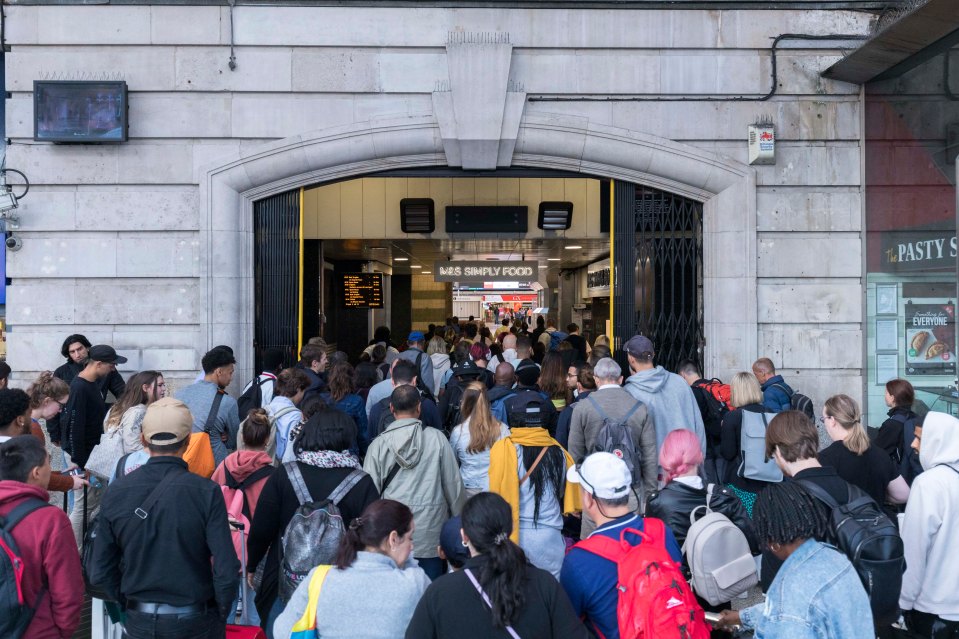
top-left (89, 397), bottom-right (239, 639)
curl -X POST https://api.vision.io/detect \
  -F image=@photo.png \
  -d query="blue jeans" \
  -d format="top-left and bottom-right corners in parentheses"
top-left (416, 557), bottom-right (445, 581)
top-left (124, 609), bottom-right (224, 639)
top-left (264, 598), bottom-right (284, 639)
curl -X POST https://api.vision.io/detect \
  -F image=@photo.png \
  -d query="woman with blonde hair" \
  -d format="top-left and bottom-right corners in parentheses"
top-left (449, 381), bottom-right (510, 496)
top-left (719, 371), bottom-right (778, 516)
top-left (819, 393), bottom-right (909, 507)
top-left (27, 372), bottom-right (85, 493)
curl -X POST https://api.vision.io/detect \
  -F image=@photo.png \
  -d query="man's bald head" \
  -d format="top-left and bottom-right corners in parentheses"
top-left (494, 362), bottom-right (515, 387)
top-left (502, 334), bottom-right (517, 350)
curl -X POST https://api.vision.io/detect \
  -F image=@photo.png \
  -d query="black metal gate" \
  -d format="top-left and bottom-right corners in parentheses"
top-left (613, 182), bottom-right (704, 374)
top-left (253, 189), bottom-right (300, 373)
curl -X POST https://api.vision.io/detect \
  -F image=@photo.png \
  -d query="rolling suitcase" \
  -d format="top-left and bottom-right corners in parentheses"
top-left (226, 520), bottom-right (266, 639)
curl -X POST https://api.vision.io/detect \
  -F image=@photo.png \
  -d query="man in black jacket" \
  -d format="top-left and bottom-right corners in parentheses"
top-left (64, 344), bottom-right (126, 545)
top-left (90, 397), bottom-right (239, 639)
top-left (49, 334), bottom-right (126, 445)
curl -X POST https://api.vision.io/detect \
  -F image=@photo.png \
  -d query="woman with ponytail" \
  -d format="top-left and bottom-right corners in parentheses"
top-left (274, 499), bottom-right (430, 639)
top-left (646, 429), bottom-right (757, 550)
top-left (406, 492), bottom-right (587, 639)
top-left (819, 393), bottom-right (910, 507)
top-left (449, 382), bottom-right (510, 496)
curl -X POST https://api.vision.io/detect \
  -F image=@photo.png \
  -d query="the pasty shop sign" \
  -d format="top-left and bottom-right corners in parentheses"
top-left (433, 261), bottom-right (539, 283)
top-left (882, 230), bottom-right (958, 273)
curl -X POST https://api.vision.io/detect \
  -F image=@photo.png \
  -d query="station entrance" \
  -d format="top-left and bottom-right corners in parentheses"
top-left (252, 170), bottom-right (703, 374)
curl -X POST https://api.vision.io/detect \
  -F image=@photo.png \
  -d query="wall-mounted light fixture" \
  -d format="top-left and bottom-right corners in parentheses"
top-left (538, 201), bottom-right (573, 230)
top-left (400, 198), bottom-right (436, 233)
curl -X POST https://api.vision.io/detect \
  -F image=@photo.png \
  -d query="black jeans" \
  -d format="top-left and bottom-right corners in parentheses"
top-left (905, 610), bottom-right (959, 639)
top-left (124, 609), bottom-right (225, 639)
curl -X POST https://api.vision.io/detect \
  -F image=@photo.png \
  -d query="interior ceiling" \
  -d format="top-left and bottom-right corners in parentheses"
top-left (322, 238), bottom-right (610, 275)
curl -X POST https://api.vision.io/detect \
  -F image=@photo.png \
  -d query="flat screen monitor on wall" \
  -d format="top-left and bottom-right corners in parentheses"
top-left (340, 272), bottom-right (384, 309)
top-left (33, 81), bottom-right (128, 143)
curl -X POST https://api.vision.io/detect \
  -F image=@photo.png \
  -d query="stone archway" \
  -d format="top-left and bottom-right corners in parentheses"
top-left (199, 113), bottom-right (757, 383)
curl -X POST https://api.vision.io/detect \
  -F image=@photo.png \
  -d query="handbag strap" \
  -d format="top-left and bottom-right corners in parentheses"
top-left (114, 453), bottom-right (132, 479)
top-left (519, 446), bottom-right (549, 486)
top-left (132, 470), bottom-right (179, 522)
top-left (380, 463), bottom-right (402, 495)
top-left (464, 568), bottom-right (522, 639)
top-left (204, 390), bottom-right (225, 435)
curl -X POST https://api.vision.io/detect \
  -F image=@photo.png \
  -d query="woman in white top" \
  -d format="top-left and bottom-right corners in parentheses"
top-left (103, 370), bottom-right (166, 454)
top-left (449, 381), bottom-right (510, 497)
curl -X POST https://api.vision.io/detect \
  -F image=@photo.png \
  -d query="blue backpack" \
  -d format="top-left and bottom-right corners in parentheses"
top-left (548, 331), bottom-right (569, 351)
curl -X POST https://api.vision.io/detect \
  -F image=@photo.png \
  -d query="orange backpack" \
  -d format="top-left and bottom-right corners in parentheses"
top-left (184, 433), bottom-right (216, 478)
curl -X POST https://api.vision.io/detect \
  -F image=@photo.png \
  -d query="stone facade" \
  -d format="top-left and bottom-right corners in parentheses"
top-left (4, 4), bottom-right (872, 410)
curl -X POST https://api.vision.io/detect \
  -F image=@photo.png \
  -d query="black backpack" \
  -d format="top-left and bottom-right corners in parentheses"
top-left (772, 383), bottom-right (815, 422)
top-left (0, 499), bottom-right (51, 639)
top-left (798, 480), bottom-right (904, 626)
top-left (691, 378), bottom-right (731, 428)
top-left (586, 395), bottom-right (642, 484)
top-left (889, 412), bottom-right (924, 484)
top-left (441, 382), bottom-right (467, 434)
top-left (412, 351), bottom-right (436, 403)
top-left (505, 393), bottom-right (550, 430)
top-left (236, 376), bottom-right (266, 421)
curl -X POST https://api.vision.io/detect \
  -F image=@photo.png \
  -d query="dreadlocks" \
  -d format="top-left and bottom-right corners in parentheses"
top-left (753, 481), bottom-right (829, 546)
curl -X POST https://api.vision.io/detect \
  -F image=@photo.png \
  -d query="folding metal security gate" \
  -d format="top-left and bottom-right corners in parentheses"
top-left (253, 189), bottom-right (300, 373)
top-left (613, 182), bottom-right (704, 374)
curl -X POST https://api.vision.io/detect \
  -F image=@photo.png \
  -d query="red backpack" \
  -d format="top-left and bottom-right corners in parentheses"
top-left (576, 518), bottom-right (710, 639)
top-left (692, 378), bottom-right (734, 425)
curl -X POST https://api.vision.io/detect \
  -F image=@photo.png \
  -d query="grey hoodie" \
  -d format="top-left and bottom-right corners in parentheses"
top-left (623, 365), bottom-right (706, 454)
top-left (900, 411), bottom-right (959, 619)
top-left (362, 417), bottom-right (465, 559)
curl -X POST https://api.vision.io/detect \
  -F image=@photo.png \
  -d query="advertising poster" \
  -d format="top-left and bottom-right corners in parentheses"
top-left (905, 303), bottom-right (956, 376)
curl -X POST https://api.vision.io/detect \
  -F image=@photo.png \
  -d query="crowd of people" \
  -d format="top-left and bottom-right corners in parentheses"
top-left (0, 320), bottom-right (957, 639)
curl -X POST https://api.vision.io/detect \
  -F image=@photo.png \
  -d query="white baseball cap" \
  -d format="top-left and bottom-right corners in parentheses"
top-left (566, 452), bottom-right (632, 500)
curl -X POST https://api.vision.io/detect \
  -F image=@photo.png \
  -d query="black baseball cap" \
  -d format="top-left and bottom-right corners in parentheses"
top-left (515, 359), bottom-right (540, 386)
top-left (88, 345), bottom-right (128, 365)
top-left (439, 516), bottom-right (470, 569)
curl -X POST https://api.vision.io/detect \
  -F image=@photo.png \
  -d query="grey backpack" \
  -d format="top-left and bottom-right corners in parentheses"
top-left (682, 484), bottom-right (758, 605)
top-left (738, 410), bottom-right (783, 483)
top-left (586, 395), bottom-right (641, 484)
top-left (279, 463), bottom-right (366, 602)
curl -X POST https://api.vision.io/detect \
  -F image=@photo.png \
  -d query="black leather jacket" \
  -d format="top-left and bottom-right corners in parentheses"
top-left (646, 480), bottom-right (759, 554)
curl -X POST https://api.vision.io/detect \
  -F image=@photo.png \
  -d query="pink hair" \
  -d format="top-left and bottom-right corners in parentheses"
top-left (470, 342), bottom-right (490, 361)
top-left (659, 429), bottom-right (704, 484)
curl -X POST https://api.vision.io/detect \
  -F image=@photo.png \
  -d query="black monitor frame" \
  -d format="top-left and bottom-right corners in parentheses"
top-left (33, 80), bottom-right (129, 144)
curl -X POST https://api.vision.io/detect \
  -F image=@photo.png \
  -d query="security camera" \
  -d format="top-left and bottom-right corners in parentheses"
top-left (5, 235), bottom-right (22, 252)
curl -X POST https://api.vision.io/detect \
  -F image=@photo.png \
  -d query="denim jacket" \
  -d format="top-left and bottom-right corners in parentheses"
top-left (740, 539), bottom-right (873, 639)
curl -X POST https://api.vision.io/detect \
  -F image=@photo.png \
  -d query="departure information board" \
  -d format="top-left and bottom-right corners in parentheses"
top-left (340, 272), bottom-right (384, 309)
